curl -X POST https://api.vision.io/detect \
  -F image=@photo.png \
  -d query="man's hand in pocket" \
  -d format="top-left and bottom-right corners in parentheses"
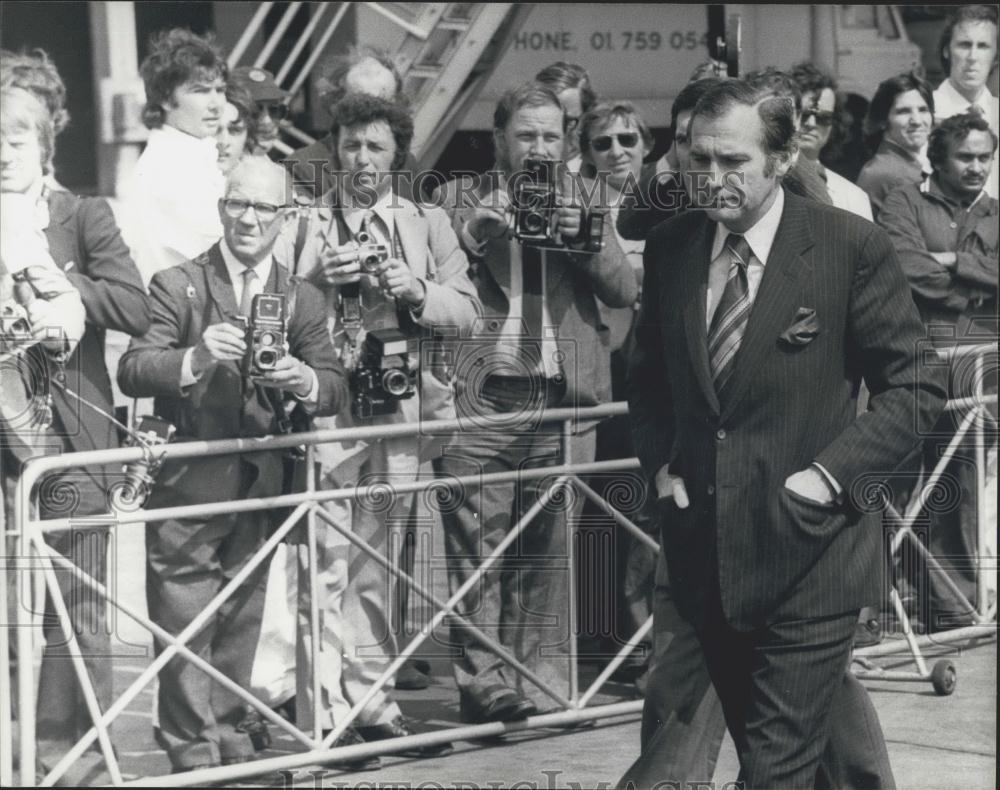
top-left (655, 465), bottom-right (689, 509)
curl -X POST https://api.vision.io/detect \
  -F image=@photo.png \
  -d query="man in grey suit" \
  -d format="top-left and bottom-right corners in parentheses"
top-left (433, 83), bottom-right (637, 723)
top-left (627, 79), bottom-right (946, 788)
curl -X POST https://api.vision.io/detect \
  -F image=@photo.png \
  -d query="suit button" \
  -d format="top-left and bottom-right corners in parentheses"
top-left (716, 429), bottom-right (726, 441)
top-left (707, 485), bottom-right (715, 496)
top-left (55, 370), bottom-right (66, 384)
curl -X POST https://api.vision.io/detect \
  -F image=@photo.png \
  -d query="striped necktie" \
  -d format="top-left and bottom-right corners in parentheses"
top-left (708, 233), bottom-right (753, 399)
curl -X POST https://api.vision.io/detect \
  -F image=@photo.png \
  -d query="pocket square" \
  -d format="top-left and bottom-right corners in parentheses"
top-left (779, 307), bottom-right (820, 346)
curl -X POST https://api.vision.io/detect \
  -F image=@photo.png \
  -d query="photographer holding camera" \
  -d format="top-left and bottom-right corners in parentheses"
top-left (118, 157), bottom-right (347, 773)
top-left (277, 93), bottom-right (479, 754)
top-left (431, 83), bottom-right (637, 723)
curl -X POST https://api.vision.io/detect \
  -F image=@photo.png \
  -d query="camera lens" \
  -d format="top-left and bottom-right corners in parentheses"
top-left (256, 349), bottom-right (278, 369)
top-left (362, 254), bottom-right (380, 272)
top-left (382, 369), bottom-right (410, 396)
top-left (259, 331), bottom-right (276, 346)
top-left (522, 210), bottom-right (546, 233)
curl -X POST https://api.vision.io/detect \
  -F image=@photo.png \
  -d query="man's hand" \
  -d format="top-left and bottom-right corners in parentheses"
top-left (467, 189), bottom-right (511, 242)
top-left (26, 293), bottom-right (85, 354)
top-left (315, 242), bottom-right (364, 287)
top-left (784, 467), bottom-right (836, 505)
top-left (555, 195), bottom-right (583, 241)
top-left (931, 251), bottom-right (957, 270)
top-left (376, 257), bottom-right (425, 306)
top-left (252, 355), bottom-right (315, 398)
top-left (655, 464), bottom-right (690, 509)
top-left (191, 322), bottom-right (246, 377)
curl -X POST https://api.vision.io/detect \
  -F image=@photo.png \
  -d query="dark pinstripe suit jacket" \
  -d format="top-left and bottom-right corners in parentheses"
top-left (628, 189), bottom-right (947, 630)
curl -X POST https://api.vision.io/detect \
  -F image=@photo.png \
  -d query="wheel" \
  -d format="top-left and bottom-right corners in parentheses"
top-left (931, 659), bottom-right (957, 696)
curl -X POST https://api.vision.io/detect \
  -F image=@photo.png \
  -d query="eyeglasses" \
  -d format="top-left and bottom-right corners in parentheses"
top-left (259, 102), bottom-right (289, 122)
top-left (219, 198), bottom-right (288, 222)
top-left (591, 133), bottom-right (640, 152)
top-left (801, 108), bottom-right (835, 127)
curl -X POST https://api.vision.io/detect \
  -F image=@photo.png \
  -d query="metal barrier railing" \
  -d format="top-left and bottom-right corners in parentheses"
top-left (3, 403), bottom-right (655, 787)
top-left (852, 342), bottom-right (998, 693)
top-left (2, 340), bottom-right (996, 785)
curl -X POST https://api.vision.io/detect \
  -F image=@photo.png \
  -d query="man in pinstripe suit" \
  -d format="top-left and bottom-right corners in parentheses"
top-left (627, 80), bottom-right (947, 788)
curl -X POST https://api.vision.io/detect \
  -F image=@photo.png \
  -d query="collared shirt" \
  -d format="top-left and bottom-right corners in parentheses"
top-left (179, 240), bottom-right (319, 405)
top-left (878, 175), bottom-right (999, 329)
top-left (818, 165), bottom-right (874, 222)
top-left (933, 79), bottom-right (1000, 198)
top-left (460, 175), bottom-right (560, 379)
top-left (857, 138), bottom-right (931, 218)
top-left (707, 187), bottom-right (784, 326)
top-left (708, 188), bottom-right (843, 497)
top-left (127, 124), bottom-right (225, 284)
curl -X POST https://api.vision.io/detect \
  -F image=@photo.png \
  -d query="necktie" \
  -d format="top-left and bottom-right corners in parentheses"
top-left (708, 233), bottom-right (752, 399)
top-left (239, 267), bottom-right (258, 317)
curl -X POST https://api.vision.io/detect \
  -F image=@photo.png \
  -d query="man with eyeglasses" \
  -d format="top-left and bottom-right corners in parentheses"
top-left (231, 66), bottom-right (289, 158)
top-left (789, 62), bottom-right (873, 221)
top-left (118, 157), bottom-right (348, 774)
top-left (535, 62), bottom-right (598, 173)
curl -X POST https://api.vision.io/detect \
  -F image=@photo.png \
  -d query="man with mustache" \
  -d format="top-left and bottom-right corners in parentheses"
top-left (933, 4), bottom-right (999, 198)
top-left (878, 111), bottom-right (998, 631)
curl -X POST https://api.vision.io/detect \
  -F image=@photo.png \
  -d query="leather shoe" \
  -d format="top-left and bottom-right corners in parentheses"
top-left (356, 715), bottom-right (453, 758)
top-left (853, 617), bottom-right (883, 648)
top-left (464, 689), bottom-right (537, 724)
top-left (321, 726), bottom-right (381, 770)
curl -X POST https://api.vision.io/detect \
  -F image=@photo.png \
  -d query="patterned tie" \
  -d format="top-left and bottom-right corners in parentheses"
top-left (239, 267), bottom-right (258, 317)
top-left (708, 233), bottom-right (753, 399)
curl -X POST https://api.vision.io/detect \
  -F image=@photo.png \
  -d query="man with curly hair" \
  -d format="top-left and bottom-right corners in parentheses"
top-left (128, 28), bottom-right (227, 283)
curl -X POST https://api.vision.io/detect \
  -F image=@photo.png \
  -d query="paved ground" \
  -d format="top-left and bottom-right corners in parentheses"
top-left (99, 631), bottom-right (996, 789)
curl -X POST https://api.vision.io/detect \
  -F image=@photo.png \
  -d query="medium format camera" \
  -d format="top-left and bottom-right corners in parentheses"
top-left (355, 229), bottom-right (390, 274)
top-left (512, 158), bottom-right (605, 252)
top-left (350, 328), bottom-right (418, 419)
top-left (243, 293), bottom-right (287, 377)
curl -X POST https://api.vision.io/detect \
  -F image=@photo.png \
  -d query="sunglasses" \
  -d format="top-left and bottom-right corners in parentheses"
top-left (259, 102), bottom-right (289, 122)
top-left (219, 198), bottom-right (289, 222)
top-left (591, 132), bottom-right (640, 152)
top-left (801, 108), bottom-right (835, 127)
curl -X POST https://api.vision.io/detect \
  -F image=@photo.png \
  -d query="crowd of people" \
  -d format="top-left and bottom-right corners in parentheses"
top-left (1, 4), bottom-right (997, 787)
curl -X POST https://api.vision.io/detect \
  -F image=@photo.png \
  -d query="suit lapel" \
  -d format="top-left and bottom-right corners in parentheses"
top-left (681, 217), bottom-right (719, 414)
top-left (42, 191), bottom-right (80, 270)
top-left (394, 200), bottom-right (430, 277)
top-left (719, 193), bottom-right (814, 422)
top-left (204, 243), bottom-right (240, 322)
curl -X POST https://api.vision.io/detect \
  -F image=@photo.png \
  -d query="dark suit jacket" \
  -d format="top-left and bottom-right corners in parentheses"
top-left (434, 171), bottom-right (638, 408)
top-left (627, 189), bottom-right (946, 630)
top-left (117, 243), bottom-right (347, 506)
top-left (11, 191), bottom-right (150, 513)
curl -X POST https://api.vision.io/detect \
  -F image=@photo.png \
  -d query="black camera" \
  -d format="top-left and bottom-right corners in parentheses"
top-left (512, 159), bottom-right (605, 252)
top-left (355, 229), bottom-right (390, 274)
top-left (350, 328), bottom-right (418, 419)
top-left (243, 293), bottom-right (287, 377)
top-left (112, 415), bottom-right (175, 510)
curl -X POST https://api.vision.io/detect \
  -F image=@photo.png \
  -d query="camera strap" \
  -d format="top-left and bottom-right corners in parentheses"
top-left (328, 205), bottom-right (365, 355)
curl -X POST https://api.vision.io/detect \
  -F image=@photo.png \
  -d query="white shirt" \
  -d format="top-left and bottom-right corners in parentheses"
top-left (823, 168), bottom-right (874, 222)
top-left (125, 124), bottom-right (225, 284)
top-left (707, 187), bottom-right (784, 326)
top-left (933, 79), bottom-right (1000, 198)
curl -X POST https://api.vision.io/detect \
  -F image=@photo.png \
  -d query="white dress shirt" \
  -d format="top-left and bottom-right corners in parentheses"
top-left (933, 79), bottom-right (1000, 198)
top-left (823, 168), bottom-right (873, 222)
top-left (707, 187), bottom-right (784, 326)
top-left (126, 124), bottom-right (225, 284)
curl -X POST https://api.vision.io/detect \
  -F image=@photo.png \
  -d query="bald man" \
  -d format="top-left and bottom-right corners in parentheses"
top-left (119, 158), bottom-right (348, 772)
